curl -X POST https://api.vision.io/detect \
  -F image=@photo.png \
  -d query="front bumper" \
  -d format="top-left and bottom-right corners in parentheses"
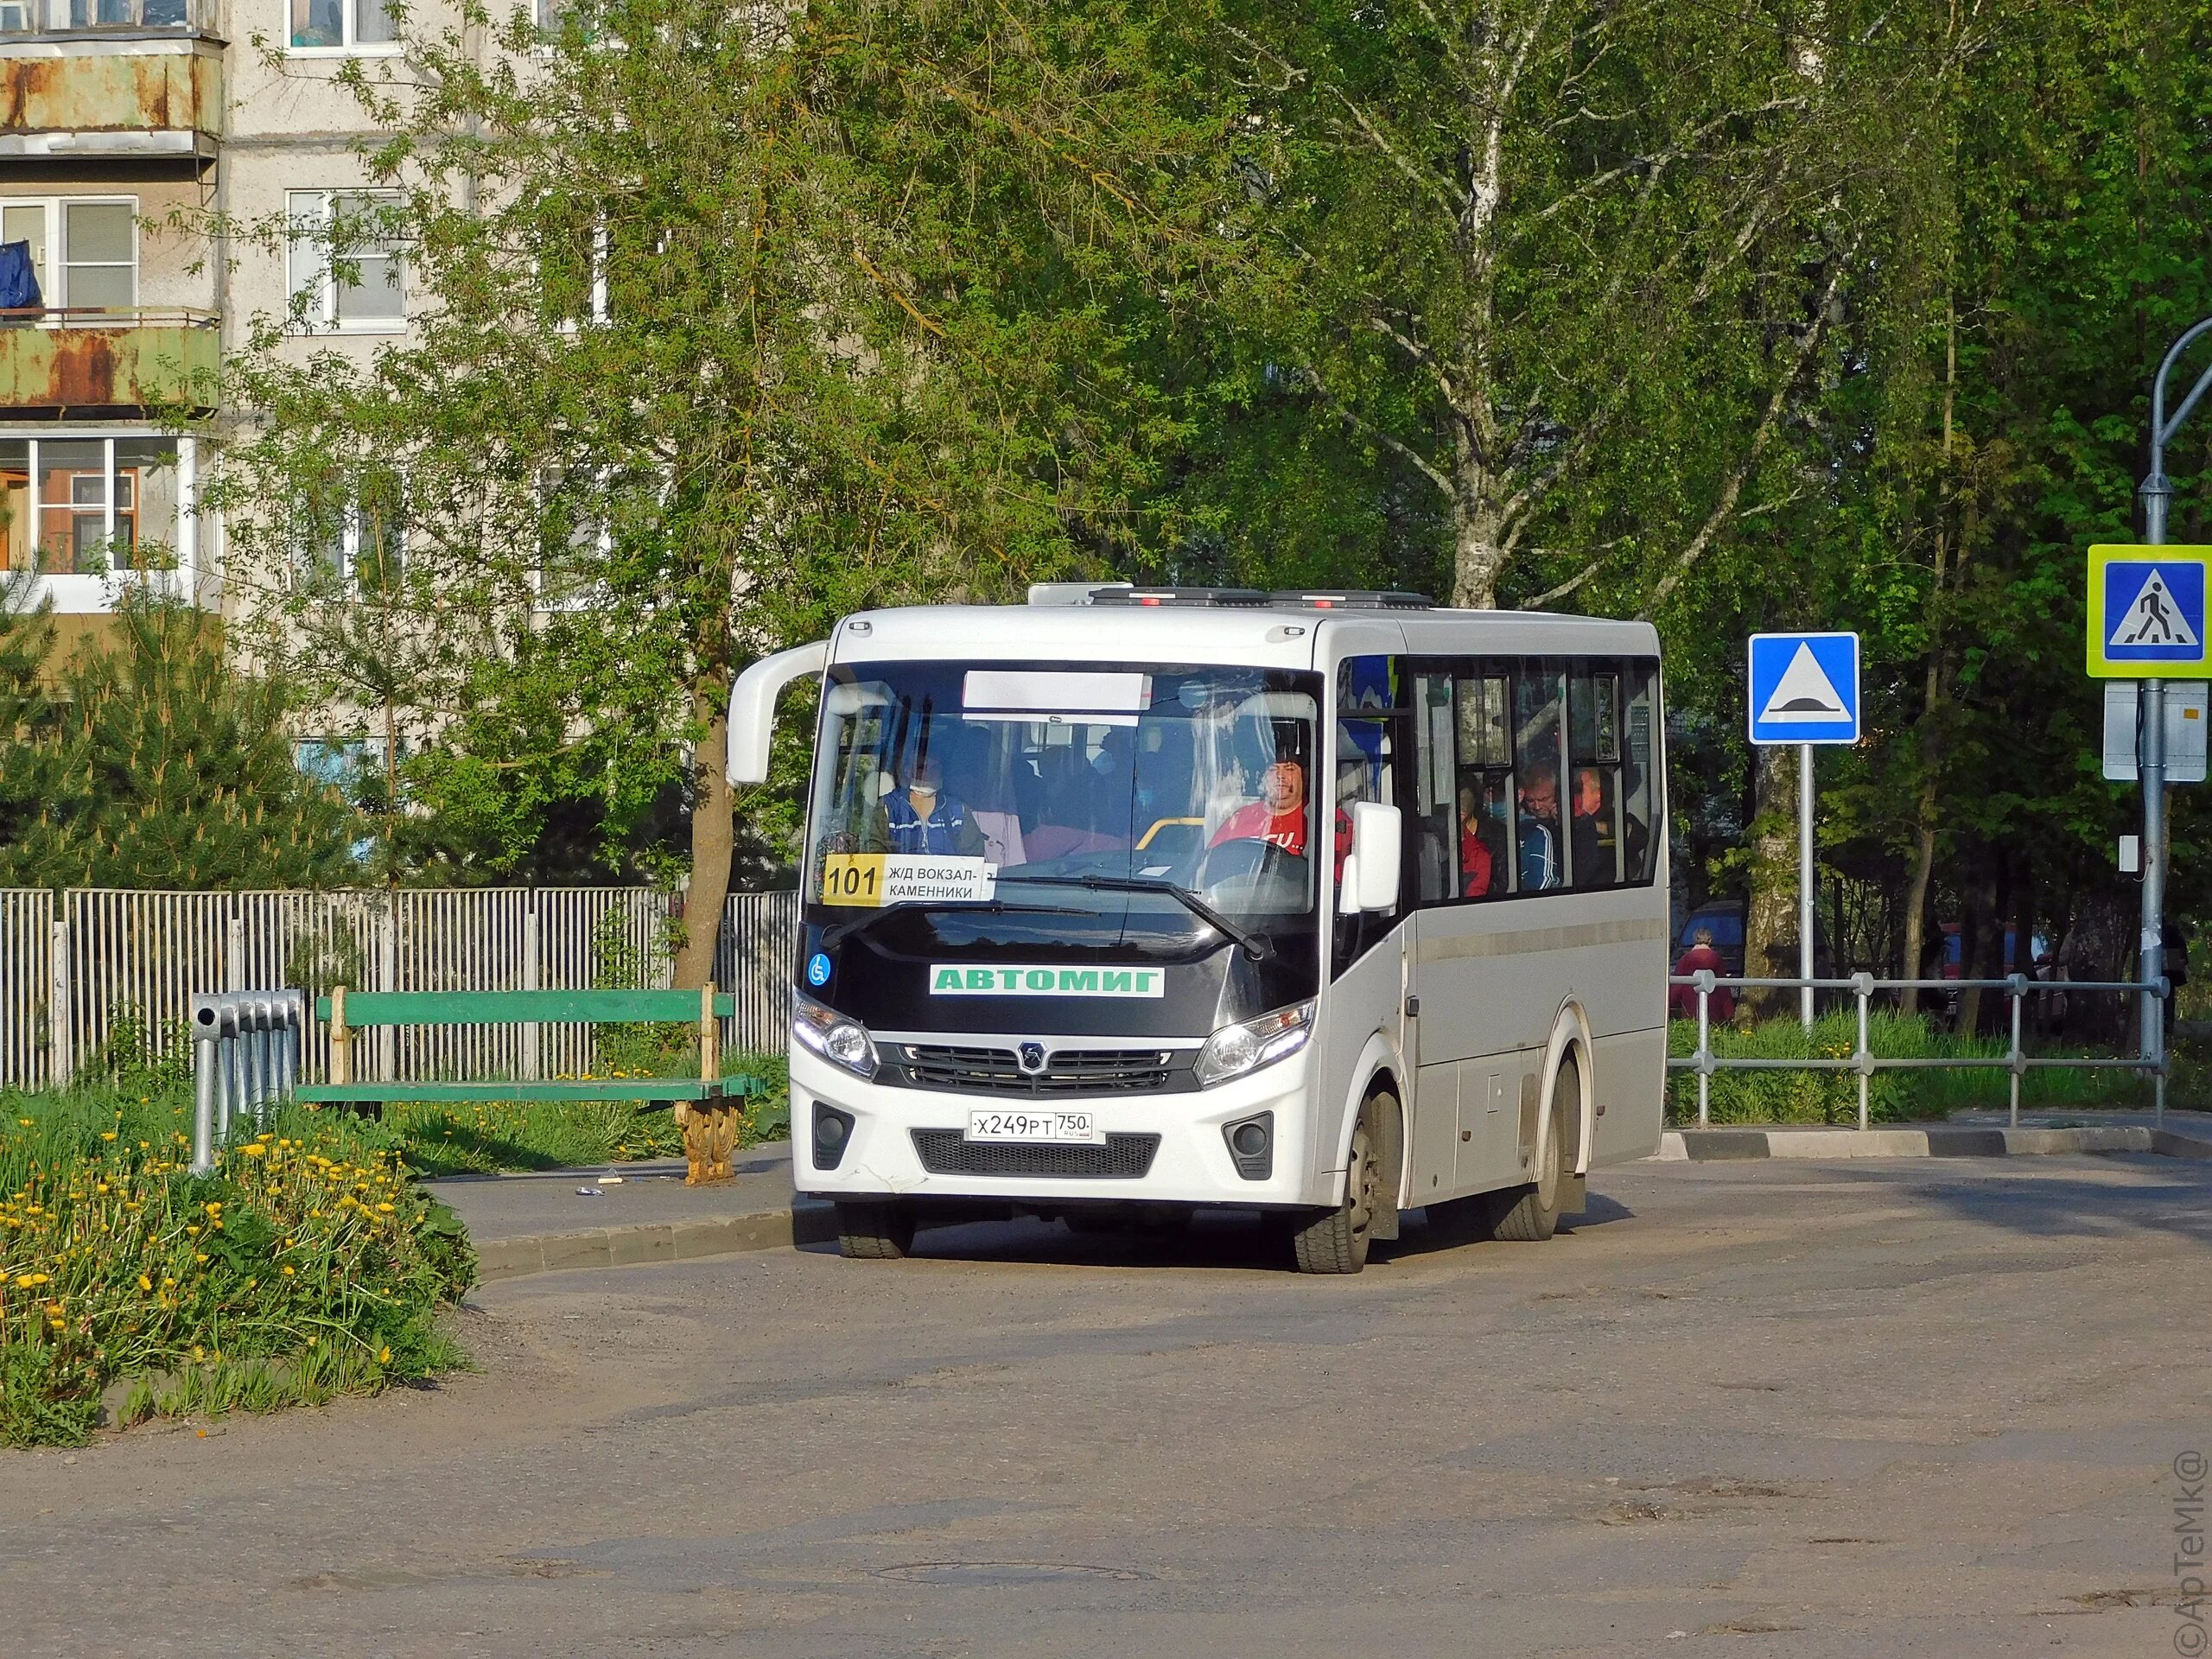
top-left (790, 1042), bottom-right (1325, 1207)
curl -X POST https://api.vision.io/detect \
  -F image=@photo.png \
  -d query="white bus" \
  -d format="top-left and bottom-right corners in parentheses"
top-left (728, 586), bottom-right (1668, 1272)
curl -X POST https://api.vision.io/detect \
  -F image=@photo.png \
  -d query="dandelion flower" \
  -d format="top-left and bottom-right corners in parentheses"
top-left (137, 1274), bottom-right (152, 1291)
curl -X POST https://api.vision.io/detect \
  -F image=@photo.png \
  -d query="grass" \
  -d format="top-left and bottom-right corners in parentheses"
top-left (1665, 1010), bottom-right (2176, 1125)
top-left (0, 1039), bottom-right (791, 1446)
top-left (1, 1082), bottom-right (475, 1448)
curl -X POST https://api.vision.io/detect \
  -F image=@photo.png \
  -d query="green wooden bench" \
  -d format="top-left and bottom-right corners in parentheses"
top-left (296, 985), bottom-right (772, 1185)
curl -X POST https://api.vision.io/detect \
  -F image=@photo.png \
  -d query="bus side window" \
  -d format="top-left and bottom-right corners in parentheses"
top-left (1620, 659), bottom-right (1661, 884)
top-left (1453, 668), bottom-right (1513, 897)
top-left (1334, 655), bottom-right (1401, 971)
top-left (1568, 666), bottom-right (1624, 889)
top-left (1513, 661), bottom-right (1567, 891)
top-left (1411, 668), bottom-right (1458, 905)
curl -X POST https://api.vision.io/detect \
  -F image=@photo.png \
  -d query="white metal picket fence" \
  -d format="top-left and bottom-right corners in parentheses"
top-left (0, 887), bottom-right (801, 1090)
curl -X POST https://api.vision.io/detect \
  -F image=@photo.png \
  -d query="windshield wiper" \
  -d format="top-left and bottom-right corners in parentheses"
top-left (995, 874), bottom-right (1273, 962)
top-left (819, 897), bottom-right (1088, 951)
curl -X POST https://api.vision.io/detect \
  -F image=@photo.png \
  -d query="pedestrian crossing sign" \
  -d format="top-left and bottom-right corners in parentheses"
top-left (2088, 543), bottom-right (2212, 677)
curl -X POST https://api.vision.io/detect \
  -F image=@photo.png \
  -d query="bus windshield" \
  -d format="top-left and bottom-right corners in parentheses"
top-left (805, 662), bottom-right (1324, 938)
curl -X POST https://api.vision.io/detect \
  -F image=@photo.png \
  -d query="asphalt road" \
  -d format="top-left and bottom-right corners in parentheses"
top-left (5, 1154), bottom-right (2210, 1658)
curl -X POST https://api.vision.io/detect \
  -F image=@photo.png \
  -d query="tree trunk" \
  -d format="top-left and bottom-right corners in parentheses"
top-left (1958, 852), bottom-right (2001, 1037)
top-left (1903, 292), bottom-right (1960, 1017)
top-left (1451, 486), bottom-right (1505, 609)
top-left (1899, 799), bottom-right (1937, 1014)
top-left (672, 685), bottom-right (734, 992)
top-left (1742, 743), bottom-right (1798, 1020)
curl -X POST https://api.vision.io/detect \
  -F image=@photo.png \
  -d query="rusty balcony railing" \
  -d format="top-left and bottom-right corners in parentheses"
top-left (0, 306), bottom-right (219, 327)
top-left (0, 308), bottom-right (219, 411)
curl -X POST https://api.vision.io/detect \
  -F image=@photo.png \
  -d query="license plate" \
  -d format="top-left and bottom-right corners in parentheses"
top-left (963, 1109), bottom-right (1103, 1144)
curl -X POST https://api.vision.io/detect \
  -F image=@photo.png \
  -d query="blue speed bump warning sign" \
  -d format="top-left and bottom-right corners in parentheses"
top-left (1748, 632), bottom-right (1860, 745)
top-left (2087, 544), bottom-right (2212, 677)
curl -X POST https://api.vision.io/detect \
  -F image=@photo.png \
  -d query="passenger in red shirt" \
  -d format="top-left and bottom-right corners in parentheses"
top-left (1212, 760), bottom-right (1311, 855)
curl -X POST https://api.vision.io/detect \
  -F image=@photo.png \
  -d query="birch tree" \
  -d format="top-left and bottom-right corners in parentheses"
top-left (1209, 1), bottom-right (1961, 612)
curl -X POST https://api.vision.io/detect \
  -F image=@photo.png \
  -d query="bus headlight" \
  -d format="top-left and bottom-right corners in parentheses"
top-left (793, 993), bottom-right (878, 1079)
top-left (1195, 1000), bottom-right (1315, 1088)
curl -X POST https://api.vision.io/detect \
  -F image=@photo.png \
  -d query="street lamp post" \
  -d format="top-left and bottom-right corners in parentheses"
top-left (2136, 316), bottom-right (2212, 1128)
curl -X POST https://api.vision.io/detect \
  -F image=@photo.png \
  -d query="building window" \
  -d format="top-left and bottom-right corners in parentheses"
top-left (0, 0), bottom-right (197, 29)
top-left (0, 435), bottom-right (180, 577)
top-left (295, 484), bottom-right (404, 596)
top-left (286, 191), bottom-right (404, 330)
top-left (289, 0), bottom-right (394, 49)
top-left (536, 467), bottom-right (609, 609)
top-left (0, 198), bottom-right (137, 313)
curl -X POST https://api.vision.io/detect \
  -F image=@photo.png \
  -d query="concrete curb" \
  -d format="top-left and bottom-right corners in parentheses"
top-left (1654, 1125), bottom-right (2212, 1161)
top-left (473, 1198), bottom-right (837, 1282)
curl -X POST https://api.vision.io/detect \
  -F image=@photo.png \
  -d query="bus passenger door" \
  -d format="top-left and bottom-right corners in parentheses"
top-left (1321, 656), bottom-right (1411, 1210)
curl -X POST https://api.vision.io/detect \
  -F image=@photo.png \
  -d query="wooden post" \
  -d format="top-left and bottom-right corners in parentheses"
top-left (700, 980), bottom-right (720, 1089)
top-left (329, 984), bottom-right (353, 1088)
top-left (48, 916), bottom-right (68, 1086)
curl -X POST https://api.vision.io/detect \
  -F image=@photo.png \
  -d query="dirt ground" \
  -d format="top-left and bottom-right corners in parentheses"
top-left (4, 1154), bottom-right (2209, 1658)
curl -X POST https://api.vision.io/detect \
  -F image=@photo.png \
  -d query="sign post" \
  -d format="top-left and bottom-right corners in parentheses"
top-left (1748, 631), bottom-right (1862, 1029)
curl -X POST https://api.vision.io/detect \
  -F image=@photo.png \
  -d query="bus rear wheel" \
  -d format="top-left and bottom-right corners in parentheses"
top-left (836, 1200), bottom-right (915, 1260)
top-left (1491, 1059), bottom-right (1576, 1243)
top-left (1289, 1096), bottom-right (1388, 1274)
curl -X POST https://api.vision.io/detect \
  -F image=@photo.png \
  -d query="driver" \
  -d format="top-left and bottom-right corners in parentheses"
top-left (1210, 759), bottom-right (1310, 857)
top-left (886, 753), bottom-right (985, 855)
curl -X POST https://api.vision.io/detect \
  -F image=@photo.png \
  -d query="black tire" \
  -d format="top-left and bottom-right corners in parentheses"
top-left (836, 1200), bottom-right (915, 1260)
top-left (1491, 1060), bottom-right (1576, 1243)
top-left (1290, 1096), bottom-right (1389, 1274)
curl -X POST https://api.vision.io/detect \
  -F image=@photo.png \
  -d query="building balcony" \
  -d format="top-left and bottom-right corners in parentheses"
top-left (0, 307), bottom-right (217, 416)
top-left (0, 10), bottom-right (221, 164)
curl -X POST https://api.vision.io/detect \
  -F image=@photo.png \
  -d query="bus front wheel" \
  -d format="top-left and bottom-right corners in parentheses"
top-left (1289, 1095), bottom-right (1389, 1274)
top-left (1491, 1059), bottom-right (1576, 1243)
top-left (836, 1200), bottom-right (916, 1260)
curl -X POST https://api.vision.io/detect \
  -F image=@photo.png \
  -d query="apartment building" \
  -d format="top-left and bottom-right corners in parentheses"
top-left (0, 0), bottom-right (423, 654)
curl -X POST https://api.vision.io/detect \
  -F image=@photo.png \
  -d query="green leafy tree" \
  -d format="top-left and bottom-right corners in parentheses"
top-left (1194, 0), bottom-right (1964, 611)
top-left (204, 0), bottom-right (1227, 978)
top-left (0, 575), bottom-right (68, 861)
top-left (0, 595), bottom-right (359, 889)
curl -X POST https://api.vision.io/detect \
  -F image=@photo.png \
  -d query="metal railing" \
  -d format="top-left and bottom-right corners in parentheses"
top-left (188, 989), bottom-right (304, 1176)
top-left (1669, 973), bottom-right (2171, 1133)
top-left (0, 308), bottom-right (221, 329)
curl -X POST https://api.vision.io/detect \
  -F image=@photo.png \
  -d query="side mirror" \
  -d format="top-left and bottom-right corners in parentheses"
top-left (1338, 800), bottom-right (1402, 914)
top-left (727, 639), bottom-right (830, 785)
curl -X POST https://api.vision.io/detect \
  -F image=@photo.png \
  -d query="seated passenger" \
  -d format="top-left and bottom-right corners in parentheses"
top-left (885, 754), bottom-right (984, 855)
top-left (1571, 766), bottom-right (1617, 887)
top-left (1458, 786), bottom-right (1494, 897)
top-left (1517, 762), bottom-right (1562, 891)
top-left (1211, 759), bottom-right (1312, 856)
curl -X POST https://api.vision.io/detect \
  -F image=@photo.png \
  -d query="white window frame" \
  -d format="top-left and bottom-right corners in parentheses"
top-left (285, 0), bottom-right (400, 55)
top-left (0, 429), bottom-right (197, 613)
top-left (286, 189), bottom-right (405, 334)
top-left (534, 464), bottom-right (611, 611)
top-left (0, 195), bottom-right (139, 316)
top-left (295, 490), bottom-right (403, 596)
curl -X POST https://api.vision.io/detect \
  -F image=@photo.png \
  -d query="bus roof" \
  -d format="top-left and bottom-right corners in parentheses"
top-left (829, 602), bottom-right (1660, 670)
